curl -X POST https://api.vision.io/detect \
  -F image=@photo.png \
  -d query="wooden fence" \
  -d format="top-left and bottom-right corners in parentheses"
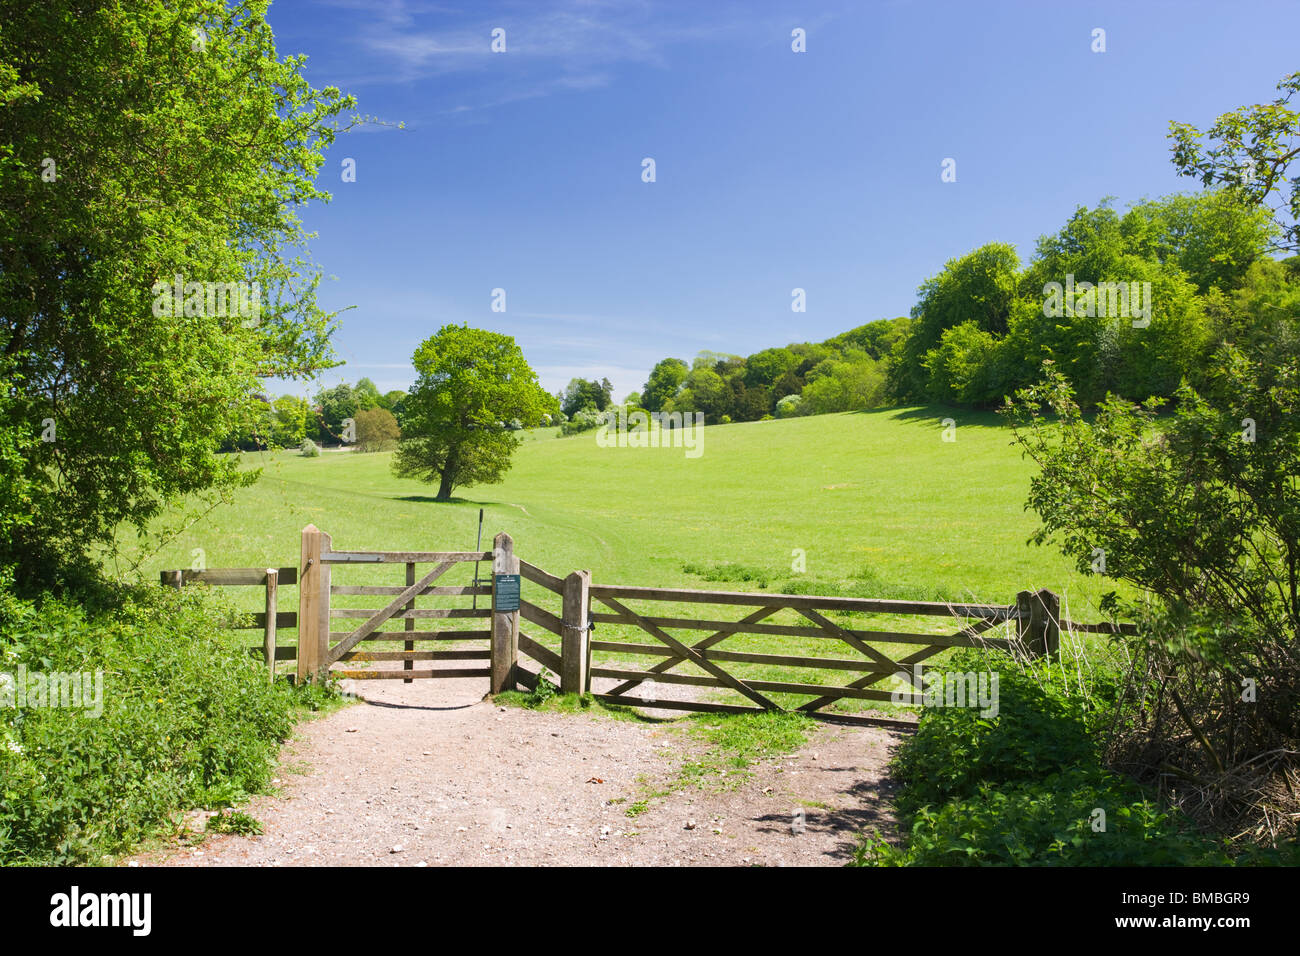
top-left (164, 525), bottom-right (1135, 725)
top-left (160, 566), bottom-right (297, 682)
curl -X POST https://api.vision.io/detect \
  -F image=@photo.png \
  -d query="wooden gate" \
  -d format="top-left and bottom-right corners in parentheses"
top-left (296, 524), bottom-right (495, 684)
top-left (584, 586), bottom-right (1024, 723)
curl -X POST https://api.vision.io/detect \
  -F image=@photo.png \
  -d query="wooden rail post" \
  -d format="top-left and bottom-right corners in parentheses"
top-left (162, 569), bottom-right (184, 590)
top-left (490, 532), bottom-right (519, 694)
top-left (297, 524), bottom-right (331, 683)
top-left (560, 569), bottom-right (591, 694)
top-left (404, 562), bottom-right (415, 684)
top-left (1017, 588), bottom-right (1060, 658)
top-left (1015, 590), bottom-right (1033, 658)
top-left (1037, 588), bottom-right (1060, 657)
top-left (264, 568), bottom-right (278, 684)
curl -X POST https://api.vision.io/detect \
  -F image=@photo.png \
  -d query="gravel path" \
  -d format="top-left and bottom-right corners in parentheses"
top-left (131, 675), bottom-right (902, 867)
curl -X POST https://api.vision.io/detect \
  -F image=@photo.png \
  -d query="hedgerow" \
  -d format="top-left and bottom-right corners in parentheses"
top-left (0, 576), bottom-right (317, 865)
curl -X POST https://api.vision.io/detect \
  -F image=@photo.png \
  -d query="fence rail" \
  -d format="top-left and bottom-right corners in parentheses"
top-left (160, 566), bottom-right (297, 683)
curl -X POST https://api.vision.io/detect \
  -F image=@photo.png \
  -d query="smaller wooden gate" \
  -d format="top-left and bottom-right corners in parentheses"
top-left (296, 524), bottom-right (495, 684)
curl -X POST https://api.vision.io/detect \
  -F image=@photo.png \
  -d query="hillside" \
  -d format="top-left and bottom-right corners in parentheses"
top-left (126, 407), bottom-right (1117, 617)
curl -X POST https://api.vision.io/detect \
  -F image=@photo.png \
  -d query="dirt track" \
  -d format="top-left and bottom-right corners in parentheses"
top-left (130, 676), bottom-right (901, 867)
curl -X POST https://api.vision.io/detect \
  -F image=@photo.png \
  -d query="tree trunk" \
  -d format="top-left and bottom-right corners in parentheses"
top-left (436, 469), bottom-right (455, 500)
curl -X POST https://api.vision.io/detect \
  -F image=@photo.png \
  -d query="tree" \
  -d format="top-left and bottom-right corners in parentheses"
top-left (800, 349), bottom-right (888, 413)
top-left (825, 317), bottom-right (913, 361)
top-left (379, 389), bottom-right (408, 421)
top-left (271, 395), bottom-right (309, 449)
top-left (0, 0), bottom-right (351, 583)
top-left (743, 347), bottom-right (799, 389)
top-left (1122, 192), bottom-right (1274, 294)
top-left (353, 406), bottom-right (400, 452)
top-left (391, 326), bottom-right (550, 500)
top-left (729, 380), bottom-right (771, 421)
top-left (353, 377), bottom-right (382, 410)
top-left (1203, 256), bottom-right (1300, 351)
top-left (642, 358), bottom-right (688, 411)
top-left (314, 383), bottom-right (358, 441)
top-left (892, 243), bottom-right (1021, 401)
top-left (681, 367), bottom-right (730, 422)
top-left (1170, 69), bottom-right (1300, 254)
top-left (922, 323), bottom-right (1009, 408)
top-left (560, 378), bottom-right (611, 416)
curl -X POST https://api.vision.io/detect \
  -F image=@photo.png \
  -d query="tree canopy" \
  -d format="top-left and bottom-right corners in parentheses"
top-left (0, 0), bottom-right (352, 583)
top-left (391, 325), bottom-right (550, 500)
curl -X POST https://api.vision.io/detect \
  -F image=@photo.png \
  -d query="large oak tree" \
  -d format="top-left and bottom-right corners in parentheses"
top-left (392, 326), bottom-right (550, 500)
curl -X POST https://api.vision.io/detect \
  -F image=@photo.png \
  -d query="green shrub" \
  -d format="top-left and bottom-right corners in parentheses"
top-left (855, 649), bottom-right (1228, 866)
top-left (353, 406), bottom-right (400, 452)
top-left (890, 651), bottom-right (1109, 819)
top-left (774, 394), bottom-right (803, 418)
top-left (299, 438), bottom-right (320, 457)
top-left (857, 767), bottom-right (1230, 866)
top-left (0, 582), bottom-right (310, 865)
top-left (207, 809), bottom-right (263, 836)
top-left (560, 408), bottom-right (603, 436)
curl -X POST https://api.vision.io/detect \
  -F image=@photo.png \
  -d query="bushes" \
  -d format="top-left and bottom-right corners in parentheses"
top-left (921, 321), bottom-right (1010, 407)
top-left (774, 394), bottom-right (803, 418)
top-left (800, 349), bottom-right (888, 413)
top-left (887, 652), bottom-right (1107, 818)
top-left (299, 438), bottom-right (320, 457)
top-left (0, 581), bottom-right (307, 865)
top-left (860, 767), bottom-right (1229, 866)
top-left (1006, 357), bottom-right (1300, 841)
top-left (560, 407), bottom-right (604, 435)
top-left (854, 650), bottom-right (1231, 866)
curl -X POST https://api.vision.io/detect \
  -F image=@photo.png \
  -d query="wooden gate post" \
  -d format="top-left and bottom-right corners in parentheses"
top-left (403, 562), bottom-right (415, 684)
top-left (1015, 589), bottom-right (1033, 658)
top-left (560, 569), bottom-right (591, 694)
top-left (264, 568), bottom-right (278, 685)
top-left (1017, 588), bottom-right (1060, 658)
top-left (490, 532), bottom-right (519, 694)
top-left (297, 524), bottom-right (332, 684)
top-left (1037, 588), bottom-right (1060, 658)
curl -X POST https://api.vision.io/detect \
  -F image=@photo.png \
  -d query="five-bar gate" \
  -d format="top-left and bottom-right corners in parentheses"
top-left (296, 524), bottom-right (496, 685)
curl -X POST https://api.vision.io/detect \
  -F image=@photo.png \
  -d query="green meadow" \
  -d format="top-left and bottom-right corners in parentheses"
top-left (118, 407), bottom-right (1125, 713)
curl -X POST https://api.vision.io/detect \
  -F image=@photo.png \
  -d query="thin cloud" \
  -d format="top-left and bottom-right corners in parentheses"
top-left (322, 0), bottom-right (800, 115)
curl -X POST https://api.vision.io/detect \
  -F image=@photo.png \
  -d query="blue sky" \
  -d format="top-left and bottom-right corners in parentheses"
top-left (262, 0), bottom-right (1300, 402)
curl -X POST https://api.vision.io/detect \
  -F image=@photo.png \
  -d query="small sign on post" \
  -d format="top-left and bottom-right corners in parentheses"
top-left (493, 573), bottom-right (521, 612)
top-left (491, 534), bottom-right (520, 694)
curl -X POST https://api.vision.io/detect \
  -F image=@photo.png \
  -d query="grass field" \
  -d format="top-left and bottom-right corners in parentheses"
top-left (115, 406), bottom-right (1128, 714)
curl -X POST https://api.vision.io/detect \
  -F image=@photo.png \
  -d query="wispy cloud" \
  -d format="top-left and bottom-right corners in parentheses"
top-left (318, 0), bottom-right (794, 117)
